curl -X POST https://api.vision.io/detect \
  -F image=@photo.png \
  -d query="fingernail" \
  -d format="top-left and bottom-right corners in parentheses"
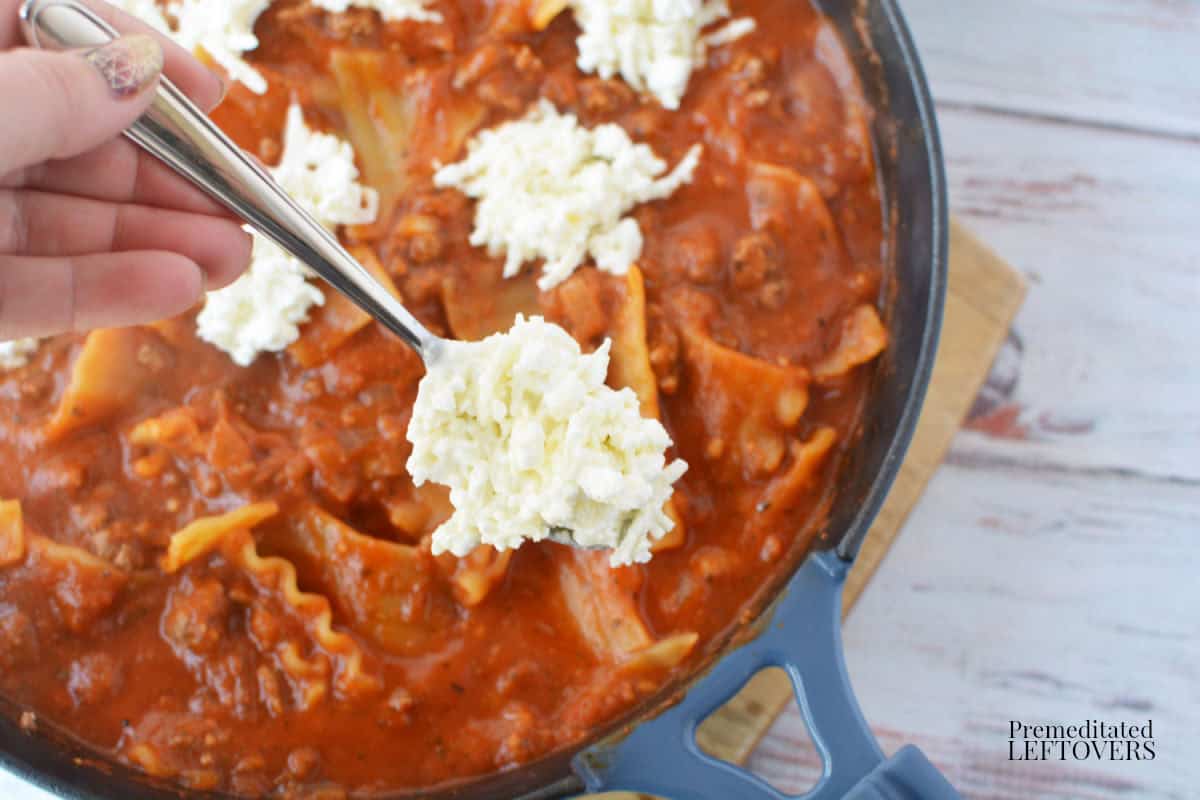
top-left (83, 34), bottom-right (163, 98)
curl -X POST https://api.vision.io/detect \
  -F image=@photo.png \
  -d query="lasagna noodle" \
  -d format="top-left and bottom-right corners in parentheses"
top-left (530, 0), bottom-right (567, 29)
top-left (812, 304), bottom-right (888, 382)
top-left (331, 49), bottom-right (418, 213)
top-left (607, 266), bottom-right (660, 416)
top-left (258, 504), bottom-right (452, 656)
top-left (129, 392), bottom-right (309, 495)
top-left (0, 499), bottom-right (24, 567)
top-left (162, 502), bottom-right (281, 573)
top-left (236, 533), bottom-right (382, 700)
top-left (129, 405), bottom-right (204, 454)
top-left (288, 246), bottom-right (401, 368)
top-left (441, 269), bottom-right (541, 342)
top-left (620, 630), bottom-right (700, 674)
top-left (1, 501), bottom-right (127, 629)
top-left (745, 161), bottom-right (839, 241)
top-left (749, 426), bottom-right (838, 538)
top-left (556, 549), bottom-right (696, 671)
top-left (606, 266), bottom-right (687, 551)
top-left (448, 547), bottom-right (514, 607)
top-left (680, 327), bottom-right (811, 479)
top-left (162, 505), bottom-right (381, 701)
top-left (330, 50), bottom-right (486, 214)
top-left (45, 328), bottom-right (169, 442)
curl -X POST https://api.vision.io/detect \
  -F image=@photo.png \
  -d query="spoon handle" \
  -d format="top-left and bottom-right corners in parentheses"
top-left (19, 0), bottom-right (439, 360)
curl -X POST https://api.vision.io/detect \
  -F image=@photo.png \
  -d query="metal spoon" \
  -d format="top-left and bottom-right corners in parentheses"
top-left (19, 0), bottom-right (445, 364)
top-left (19, 0), bottom-right (598, 550)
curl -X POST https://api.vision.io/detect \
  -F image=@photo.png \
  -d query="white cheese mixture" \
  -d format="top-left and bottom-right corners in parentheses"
top-left (112, 0), bottom-right (438, 94)
top-left (0, 339), bottom-right (39, 371)
top-left (313, 0), bottom-right (441, 22)
top-left (434, 100), bottom-right (701, 290)
top-left (571, 0), bottom-right (756, 109)
top-left (169, 0), bottom-right (272, 94)
top-left (197, 104), bottom-right (378, 366)
top-left (407, 315), bottom-right (687, 567)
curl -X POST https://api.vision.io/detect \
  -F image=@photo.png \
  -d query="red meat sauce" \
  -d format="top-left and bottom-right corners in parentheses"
top-left (0, 0), bottom-right (885, 794)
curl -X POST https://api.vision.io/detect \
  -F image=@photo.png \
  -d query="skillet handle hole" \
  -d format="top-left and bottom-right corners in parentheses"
top-left (695, 666), bottom-right (823, 796)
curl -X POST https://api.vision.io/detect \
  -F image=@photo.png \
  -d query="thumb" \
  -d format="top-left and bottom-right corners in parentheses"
top-left (0, 34), bottom-right (163, 174)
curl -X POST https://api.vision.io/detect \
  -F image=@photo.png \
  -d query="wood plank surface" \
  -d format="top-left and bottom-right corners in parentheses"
top-left (902, 0), bottom-right (1200, 139)
top-left (937, 106), bottom-right (1200, 482)
top-left (752, 465), bottom-right (1200, 799)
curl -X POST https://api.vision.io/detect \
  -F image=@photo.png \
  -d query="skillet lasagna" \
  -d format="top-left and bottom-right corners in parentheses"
top-left (0, 0), bottom-right (887, 794)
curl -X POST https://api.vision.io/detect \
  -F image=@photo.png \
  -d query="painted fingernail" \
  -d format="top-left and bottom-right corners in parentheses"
top-left (83, 34), bottom-right (164, 98)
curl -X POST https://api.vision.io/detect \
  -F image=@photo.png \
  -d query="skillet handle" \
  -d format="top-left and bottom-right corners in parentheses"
top-left (570, 551), bottom-right (961, 800)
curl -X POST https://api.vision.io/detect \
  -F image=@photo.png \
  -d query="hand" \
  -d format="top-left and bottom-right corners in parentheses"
top-left (0, 0), bottom-right (251, 340)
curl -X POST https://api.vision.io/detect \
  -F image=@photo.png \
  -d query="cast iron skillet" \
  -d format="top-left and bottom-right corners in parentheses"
top-left (0, 0), bottom-right (952, 797)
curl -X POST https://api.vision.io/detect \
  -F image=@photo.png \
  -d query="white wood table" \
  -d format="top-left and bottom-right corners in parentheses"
top-left (748, 1), bottom-right (1200, 798)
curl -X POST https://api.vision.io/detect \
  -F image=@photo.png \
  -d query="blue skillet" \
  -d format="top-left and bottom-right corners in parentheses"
top-left (0, 1), bottom-right (956, 798)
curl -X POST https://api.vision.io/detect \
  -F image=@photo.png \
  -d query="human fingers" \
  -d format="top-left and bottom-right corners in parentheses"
top-left (1, 189), bottom-right (251, 290)
top-left (0, 35), bottom-right (163, 172)
top-left (0, 250), bottom-right (203, 338)
top-left (0, 0), bottom-right (224, 109)
top-left (16, 140), bottom-right (232, 223)
top-left (84, 0), bottom-right (224, 109)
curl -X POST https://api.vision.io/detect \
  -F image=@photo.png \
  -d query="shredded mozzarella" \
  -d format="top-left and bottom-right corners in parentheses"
top-left (195, 239), bottom-right (325, 368)
top-left (571, 0), bottom-right (755, 109)
top-left (435, 100), bottom-right (701, 290)
top-left (168, 0), bottom-right (272, 94)
top-left (407, 315), bottom-right (687, 567)
top-left (312, 0), bottom-right (441, 22)
top-left (197, 104), bottom-right (378, 366)
top-left (0, 339), bottom-right (39, 371)
top-left (267, 104), bottom-right (380, 231)
top-left (111, 0), bottom-right (438, 94)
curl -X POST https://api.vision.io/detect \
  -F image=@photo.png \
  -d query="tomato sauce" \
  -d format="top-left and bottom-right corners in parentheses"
top-left (0, 0), bottom-right (885, 794)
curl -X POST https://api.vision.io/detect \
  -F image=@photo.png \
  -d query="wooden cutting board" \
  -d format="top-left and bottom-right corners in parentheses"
top-left (587, 221), bottom-right (1026, 800)
top-left (689, 219), bottom-right (1029, 766)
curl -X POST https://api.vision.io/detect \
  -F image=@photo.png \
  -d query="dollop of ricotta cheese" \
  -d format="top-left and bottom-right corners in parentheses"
top-left (197, 104), bottom-right (378, 366)
top-left (111, 0), bottom-right (438, 93)
top-left (571, 0), bottom-right (756, 109)
top-left (407, 315), bottom-right (687, 567)
top-left (0, 339), bottom-right (39, 371)
top-left (167, 0), bottom-right (272, 93)
top-left (434, 99), bottom-right (701, 290)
